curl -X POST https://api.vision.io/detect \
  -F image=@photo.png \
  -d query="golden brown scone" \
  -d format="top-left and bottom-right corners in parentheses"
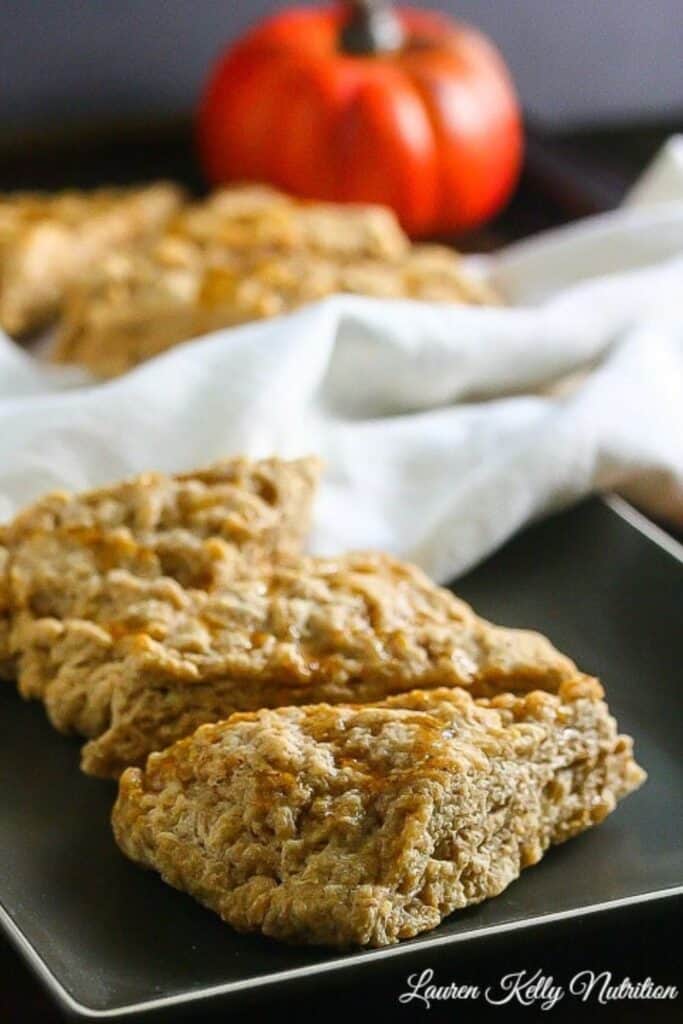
top-left (1, 456), bottom-right (321, 681)
top-left (170, 185), bottom-right (410, 259)
top-left (52, 186), bottom-right (495, 378)
top-left (0, 182), bottom-right (183, 335)
top-left (16, 549), bottom-right (578, 777)
top-left (112, 680), bottom-right (645, 947)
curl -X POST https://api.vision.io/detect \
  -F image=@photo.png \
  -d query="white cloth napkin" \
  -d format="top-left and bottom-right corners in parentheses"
top-left (1, 139), bottom-right (682, 582)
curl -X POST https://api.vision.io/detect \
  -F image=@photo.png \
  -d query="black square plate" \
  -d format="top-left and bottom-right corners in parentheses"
top-left (1, 497), bottom-right (681, 1019)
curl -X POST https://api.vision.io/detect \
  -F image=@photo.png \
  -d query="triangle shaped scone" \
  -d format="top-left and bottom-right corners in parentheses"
top-left (0, 183), bottom-right (183, 337)
top-left (0, 456), bottom-right (321, 681)
top-left (24, 551), bottom-right (578, 777)
top-left (112, 679), bottom-right (645, 947)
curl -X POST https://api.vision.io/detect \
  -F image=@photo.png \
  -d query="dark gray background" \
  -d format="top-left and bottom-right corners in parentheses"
top-left (1, 1), bottom-right (682, 140)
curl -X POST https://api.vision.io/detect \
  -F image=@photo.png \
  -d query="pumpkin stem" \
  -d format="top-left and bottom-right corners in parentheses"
top-left (340, 1), bottom-right (405, 56)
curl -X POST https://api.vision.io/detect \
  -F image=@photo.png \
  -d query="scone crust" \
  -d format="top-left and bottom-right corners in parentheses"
top-left (113, 679), bottom-right (645, 947)
top-left (58, 549), bottom-right (580, 776)
top-left (52, 186), bottom-right (495, 377)
top-left (0, 182), bottom-right (183, 335)
top-left (1, 455), bottom-right (321, 681)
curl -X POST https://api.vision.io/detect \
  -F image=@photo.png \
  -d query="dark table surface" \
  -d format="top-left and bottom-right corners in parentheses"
top-left (1, 119), bottom-right (681, 1022)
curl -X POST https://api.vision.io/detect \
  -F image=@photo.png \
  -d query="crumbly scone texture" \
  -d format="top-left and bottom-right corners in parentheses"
top-left (168, 186), bottom-right (411, 259)
top-left (0, 182), bottom-right (183, 335)
top-left (53, 187), bottom-right (495, 377)
top-left (112, 679), bottom-right (645, 947)
top-left (1, 455), bottom-right (321, 681)
top-left (17, 548), bottom-right (578, 776)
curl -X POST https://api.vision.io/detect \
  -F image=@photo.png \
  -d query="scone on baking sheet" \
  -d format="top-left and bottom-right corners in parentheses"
top-left (0, 182), bottom-right (183, 336)
top-left (0, 456), bottom-right (321, 682)
top-left (53, 243), bottom-right (496, 378)
top-left (20, 550), bottom-right (578, 777)
top-left (112, 680), bottom-right (645, 948)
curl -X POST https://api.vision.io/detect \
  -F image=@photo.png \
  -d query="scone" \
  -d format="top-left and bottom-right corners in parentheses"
top-left (52, 186), bottom-right (495, 377)
top-left (0, 182), bottom-right (183, 335)
top-left (0, 456), bottom-right (321, 680)
top-left (18, 550), bottom-right (578, 777)
top-left (113, 680), bottom-right (645, 947)
top-left (168, 185), bottom-right (410, 259)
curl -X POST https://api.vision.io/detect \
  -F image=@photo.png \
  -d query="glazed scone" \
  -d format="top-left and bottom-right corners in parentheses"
top-left (1, 456), bottom-right (321, 681)
top-left (0, 182), bottom-right (183, 335)
top-left (52, 189), bottom-right (494, 377)
top-left (17, 550), bottom-right (578, 776)
top-left (54, 246), bottom-right (495, 378)
top-left (171, 185), bottom-right (410, 259)
top-left (112, 680), bottom-right (645, 947)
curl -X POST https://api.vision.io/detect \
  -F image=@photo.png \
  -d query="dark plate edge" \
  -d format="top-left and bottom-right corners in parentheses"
top-left (3, 495), bottom-right (681, 1021)
top-left (3, 888), bottom-right (682, 1021)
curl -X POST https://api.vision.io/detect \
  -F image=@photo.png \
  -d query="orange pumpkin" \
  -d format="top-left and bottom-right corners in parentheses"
top-left (197, 2), bottom-right (523, 236)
